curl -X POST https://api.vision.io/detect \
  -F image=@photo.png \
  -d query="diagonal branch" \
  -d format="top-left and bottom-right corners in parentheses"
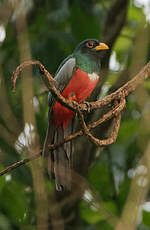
top-left (11, 60), bottom-right (150, 112)
top-left (0, 151), bottom-right (41, 176)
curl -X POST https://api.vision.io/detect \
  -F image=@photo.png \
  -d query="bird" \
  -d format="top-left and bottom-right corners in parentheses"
top-left (43, 39), bottom-right (109, 191)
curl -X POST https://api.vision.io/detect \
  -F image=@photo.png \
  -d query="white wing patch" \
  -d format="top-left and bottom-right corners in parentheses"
top-left (88, 72), bottom-right (99, 81)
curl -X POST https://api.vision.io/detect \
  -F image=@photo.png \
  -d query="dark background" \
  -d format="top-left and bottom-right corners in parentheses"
top-left (0, 0), bottom-right (150, 229)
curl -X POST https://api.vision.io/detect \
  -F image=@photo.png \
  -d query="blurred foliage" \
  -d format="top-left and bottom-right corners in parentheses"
top-left (0, 0), bottom-right (150, 230)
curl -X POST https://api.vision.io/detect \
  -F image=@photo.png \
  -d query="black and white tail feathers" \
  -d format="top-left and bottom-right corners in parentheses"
top-left (43, 109), bottom-right (73, 191)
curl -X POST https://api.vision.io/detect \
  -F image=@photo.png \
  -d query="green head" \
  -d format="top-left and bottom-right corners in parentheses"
top-left (73, 39), bottom-right (109, 73)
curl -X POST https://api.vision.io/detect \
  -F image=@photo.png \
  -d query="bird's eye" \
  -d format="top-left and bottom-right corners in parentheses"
top-left (86, 41), bottom-right (94, 48)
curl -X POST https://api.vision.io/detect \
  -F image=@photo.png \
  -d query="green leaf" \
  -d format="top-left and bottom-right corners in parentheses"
top-left (128, 5), bottom-right (146, 25)
top-left (88, 163), bottom-right (114, 199)
top-left (80, 200), bottom-right (104, 224)
top-left (143, 80), bottom-right (150, 90)
top-left (80, 200), bottom-right (117, 225)
top-left (118, 177), bottom-right (131, 209)
top-left (96, 221), bottom-right (114, 230)
top-left (143, 210), bottom-right (150, 227)
top-left (117, 119), bottom-right (139, 143)
top-left (0, 180), bottom-right (29, 226)
top-left (114, 35), bottom-right (132, 63)
top-left (70, 4), bottom-right (100, 41)
top-left (0, 214), bottom-right (11, 230)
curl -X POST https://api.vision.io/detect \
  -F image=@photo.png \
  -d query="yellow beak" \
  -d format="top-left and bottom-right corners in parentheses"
top-left (95, 42), bottom-right (109, 51)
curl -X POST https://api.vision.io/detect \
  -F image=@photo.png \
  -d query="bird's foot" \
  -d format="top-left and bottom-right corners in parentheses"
top-left (83, 101), bottom-right (92, 113)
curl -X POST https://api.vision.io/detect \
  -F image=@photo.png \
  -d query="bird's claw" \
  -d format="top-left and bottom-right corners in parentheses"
top-left (72, 101), bottom-right (81, 111)
top-left (83, 101), bottom-right (91, 113)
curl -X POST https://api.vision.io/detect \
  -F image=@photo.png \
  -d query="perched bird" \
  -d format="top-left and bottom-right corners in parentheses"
top-left (43, 39), bottom-right (109, 191)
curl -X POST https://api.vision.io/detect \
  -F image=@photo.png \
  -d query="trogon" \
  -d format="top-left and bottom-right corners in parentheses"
top-left (43, 39), bottom-right (109, 191)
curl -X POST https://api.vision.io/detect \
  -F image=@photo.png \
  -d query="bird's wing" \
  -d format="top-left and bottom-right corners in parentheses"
top-left (55, 55), bottom-right (76, 92)
top-left (48, 56), bottom-right (76, 107)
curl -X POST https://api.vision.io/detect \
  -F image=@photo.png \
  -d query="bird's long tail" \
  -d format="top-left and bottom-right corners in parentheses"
top-left (43, 117), bottom-right (73, 191)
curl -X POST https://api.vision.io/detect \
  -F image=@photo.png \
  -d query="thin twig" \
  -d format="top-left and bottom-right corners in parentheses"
top-left (0, 151), bottom-right (41, 176)
top-left (78, 99), bottom-right (124, 147)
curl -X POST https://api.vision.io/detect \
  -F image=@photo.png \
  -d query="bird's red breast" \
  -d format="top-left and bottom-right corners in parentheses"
top-left (53, 68), bottom-right (99, 129)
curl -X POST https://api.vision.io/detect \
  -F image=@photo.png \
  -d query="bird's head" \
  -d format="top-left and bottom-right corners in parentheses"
top-left (73, 39), bottom-right (109, 58)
